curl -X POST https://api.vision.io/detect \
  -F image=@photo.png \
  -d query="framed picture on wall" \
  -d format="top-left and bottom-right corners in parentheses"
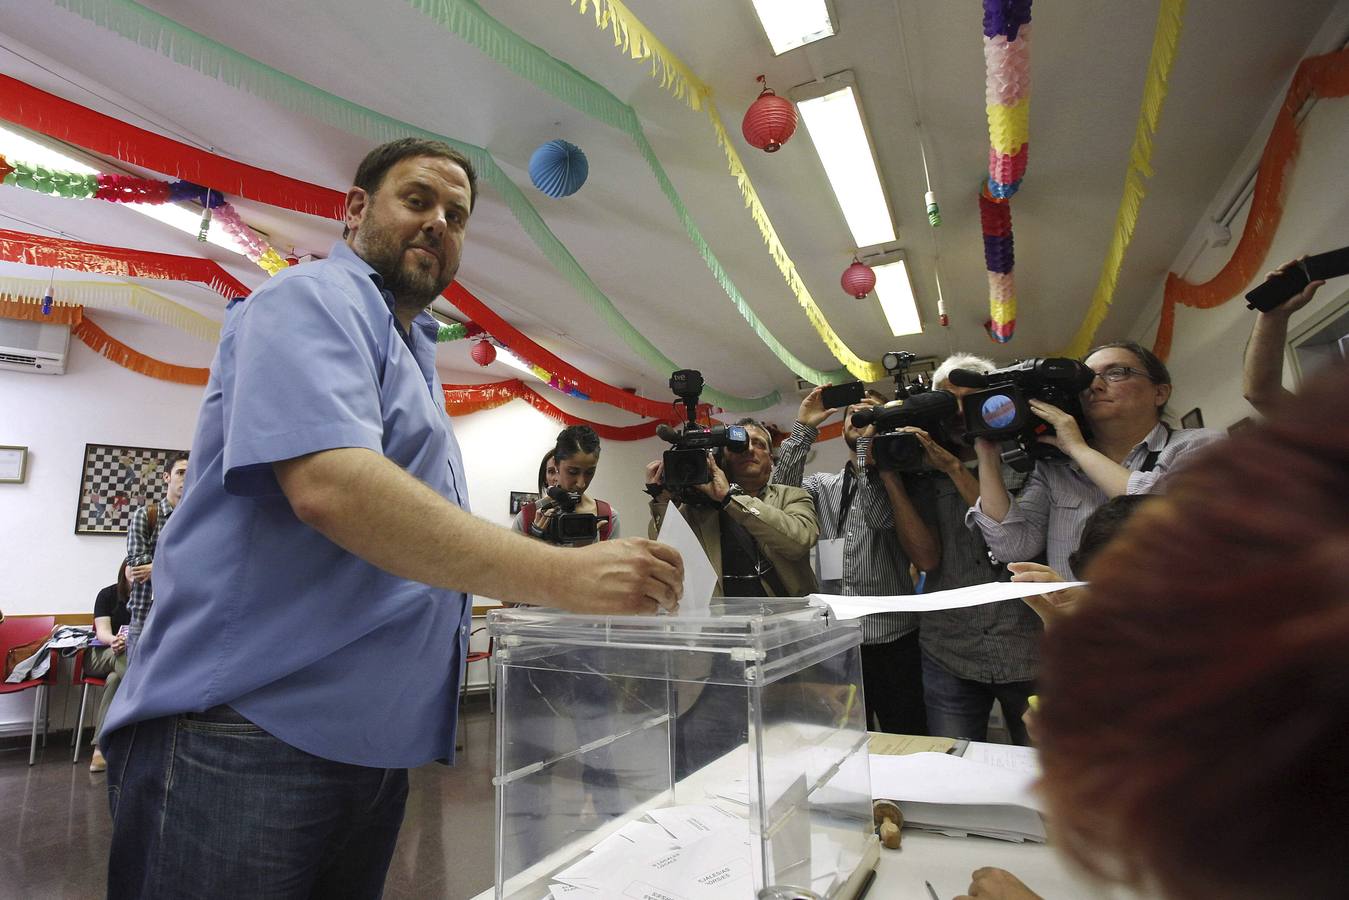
top-left (1181, 407), bottom-right (1204, 429)
top-left (0, 445), bottom-right (28, 483)
top-left (74, 443), bottom-right (187, 535)
top-left (509, 490), bottom-right (538, 517)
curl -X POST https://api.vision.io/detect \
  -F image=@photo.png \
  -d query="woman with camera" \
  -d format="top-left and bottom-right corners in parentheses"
top-left (968, 341), bottom-right (1223, 578)
top-left (513, 425), bottom-right (619, 546)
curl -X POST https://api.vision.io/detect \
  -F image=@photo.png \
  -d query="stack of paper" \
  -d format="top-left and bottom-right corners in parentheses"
top-left (869, 751), bottom-right (1047, 843)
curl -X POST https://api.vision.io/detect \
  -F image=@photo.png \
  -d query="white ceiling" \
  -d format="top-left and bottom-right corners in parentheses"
top-left (0, 0), bottom-right (1340, 414)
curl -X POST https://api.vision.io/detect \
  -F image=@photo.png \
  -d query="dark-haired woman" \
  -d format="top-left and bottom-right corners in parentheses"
top-left (513, 425), bottom-right (620, 545)
top-left (85, 561), bottom-right (131, 772)
top-left (969, 341), bottom-right (1223, 578)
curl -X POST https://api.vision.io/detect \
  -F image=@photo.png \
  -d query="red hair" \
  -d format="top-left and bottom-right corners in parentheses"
top-left (1037, 363), bottom-right (1349, 900)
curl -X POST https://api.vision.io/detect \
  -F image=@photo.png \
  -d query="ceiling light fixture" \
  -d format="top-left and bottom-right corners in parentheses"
top-left (791, 73), bottom-right (897, 248)
top-left (748, 0), bottom-right (837, 55)
top-left (0, 124), bottom-right (247, 255)
top-left (871, 257), bottom-right (922, 337)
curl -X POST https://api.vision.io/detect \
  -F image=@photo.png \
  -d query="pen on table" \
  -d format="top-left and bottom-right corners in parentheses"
top-left (925, 880), bottom-right (941, 900)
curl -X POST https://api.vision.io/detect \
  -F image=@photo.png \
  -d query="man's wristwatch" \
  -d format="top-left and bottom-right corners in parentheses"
top-left (720, 483), bottom-right (743, 509)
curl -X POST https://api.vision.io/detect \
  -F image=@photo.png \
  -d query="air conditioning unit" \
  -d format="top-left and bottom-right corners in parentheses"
top-left (0, 319), bottom-right (70, 375)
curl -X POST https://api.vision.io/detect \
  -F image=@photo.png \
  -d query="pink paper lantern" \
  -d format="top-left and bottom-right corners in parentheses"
top-left (742, 76), bottom-right (797, 153)
top-left (841, 260), bottom-right (876, 299)
top-left (470, 340), bottom-right (496, 367)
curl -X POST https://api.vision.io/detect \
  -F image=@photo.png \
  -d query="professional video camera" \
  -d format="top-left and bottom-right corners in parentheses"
top-left (846, 351), bottom-right (958, 473)
top-left (655, 369), bottom-right (749, 505)
top-left (531, 486), bottom-right (601, 546)
top-left (947, 357), bottom-right (1095, 471)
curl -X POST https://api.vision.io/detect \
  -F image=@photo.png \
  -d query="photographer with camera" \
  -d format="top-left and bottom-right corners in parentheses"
top-left (514, 425), bottom-right (617, 547)
top-left (968, 341), bottom-right (1224, 578)
top-left (772, 385), bottom-right (939, 735)
top-left (646, 418), bottom-right (818, 599)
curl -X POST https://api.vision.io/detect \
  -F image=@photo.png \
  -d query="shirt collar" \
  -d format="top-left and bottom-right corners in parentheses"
top-left (1136, 421), bottom-right (1171, 454)
top-left (326, 241), bottom-right (441, 348)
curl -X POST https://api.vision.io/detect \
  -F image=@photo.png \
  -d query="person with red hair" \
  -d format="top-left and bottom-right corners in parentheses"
top-left (957, 363), bottom-right (1349, 900)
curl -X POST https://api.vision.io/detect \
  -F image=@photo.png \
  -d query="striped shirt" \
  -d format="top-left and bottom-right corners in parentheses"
top-left (124, 500), bottom-right (174, 625)
top-left (774, 422), bottom-right (933, 645)
top-left (968, 423), bottom-right (1226, 578)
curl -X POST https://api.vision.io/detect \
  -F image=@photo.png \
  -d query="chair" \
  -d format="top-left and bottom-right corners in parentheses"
top-left (455, 627), bottom-right (494, 752)
top-left (0, 615), bottom-right (57, 766)
top-left (70, 647), bottom-right (108, 764)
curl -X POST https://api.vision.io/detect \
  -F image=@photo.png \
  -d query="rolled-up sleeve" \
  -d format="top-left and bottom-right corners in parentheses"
top-left (966, 465), bottom-right (1050, 565)
top-left (1126, 428), bottom-right (1226, 495)
top-left (220, 275), bottom-right (386, 497)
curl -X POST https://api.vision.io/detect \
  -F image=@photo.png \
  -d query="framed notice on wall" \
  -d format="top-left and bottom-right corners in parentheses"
top-left (0, 445), bottom-right (28, 483)
top-left (74, 443), bottom-right (187, 535)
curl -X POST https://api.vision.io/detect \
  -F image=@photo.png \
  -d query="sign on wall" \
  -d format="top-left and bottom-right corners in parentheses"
top-left (74, 443), bottom-right (186, 535)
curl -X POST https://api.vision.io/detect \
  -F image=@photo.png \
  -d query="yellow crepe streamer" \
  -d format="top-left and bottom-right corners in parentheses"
top-left (1061, 0), bottom-right (1186, 359)
top-left (0, 276), bottom-right (221, 342)
top-left (569, 0), bottom-right (886, 382)
top-left (986, 99), bottom-right (1030, 156)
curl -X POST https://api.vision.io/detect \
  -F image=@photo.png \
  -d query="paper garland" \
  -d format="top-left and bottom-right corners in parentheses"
top-left (0, 276), bottom-right (221, 342)
top-left (52, 0), bottom-right (778, 411)
top-left (441, 380), bottom-right (667, 440)
top-left (404, 0), bottom-right (863, 383)
top-left (1152, 45), bottom-right (1349, 360)
top-left (1059, 0), bottom-right (1185, 360)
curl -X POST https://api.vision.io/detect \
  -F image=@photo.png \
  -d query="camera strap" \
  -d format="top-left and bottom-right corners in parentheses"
top-left (837, 465), bottom-right (859, 534)
top-left (1139, 424), bottom-right (1172, 473)
top-left (720, 512), bottom-right (790, 597)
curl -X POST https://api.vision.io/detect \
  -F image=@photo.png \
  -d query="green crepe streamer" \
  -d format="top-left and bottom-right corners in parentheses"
top-left (436, 322), bottom-right (468, 342)
top-left (6, 162), bottom-right (98, 199)
top-left (54, 0), bottom-right (781, 410)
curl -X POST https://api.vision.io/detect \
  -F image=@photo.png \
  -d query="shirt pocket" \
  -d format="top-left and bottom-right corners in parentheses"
top-left (1048, 493), bottom-right (1083, 538)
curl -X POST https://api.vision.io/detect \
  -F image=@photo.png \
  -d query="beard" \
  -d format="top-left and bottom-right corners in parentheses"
top-left (354, 218), bottom-right (456, 310)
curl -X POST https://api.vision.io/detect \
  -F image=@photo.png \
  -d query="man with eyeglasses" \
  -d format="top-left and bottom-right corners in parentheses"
top-left (968, 341), bottom-right (1224, 579)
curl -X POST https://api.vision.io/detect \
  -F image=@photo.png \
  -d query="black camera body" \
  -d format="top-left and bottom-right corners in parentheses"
top-left (658, 369), bottom-right (749, 505)
top-left (850, 390), bottom-right (958, 472)
top-left (951, 358), bottom-right (1094, 471)
top-left (532, 486), bottom-right (600, 546)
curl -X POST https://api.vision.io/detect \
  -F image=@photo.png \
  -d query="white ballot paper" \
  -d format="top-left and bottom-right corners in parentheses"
top-left (655, 501), bottom-right (718, 616)
top-left (869, 751), bottom-right (1044, 812)
top-left (812, 579), bottom-right (1085, 618)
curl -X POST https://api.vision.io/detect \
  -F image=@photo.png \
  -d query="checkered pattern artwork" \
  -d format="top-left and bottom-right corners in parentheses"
top-left (74, 443), bottom-right (186, 535)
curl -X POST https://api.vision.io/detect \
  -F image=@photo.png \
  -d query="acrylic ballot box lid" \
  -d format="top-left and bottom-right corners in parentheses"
top-left (488, 598), bottom-right (877, 900)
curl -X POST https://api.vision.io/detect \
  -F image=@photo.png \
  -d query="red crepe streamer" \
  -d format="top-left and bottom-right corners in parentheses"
top-left (94, 173), bottom-right (172, 204)
top-left (0, 229), bottom-right (252, 299)
top-left (442, 380), bottom-right (665, 440)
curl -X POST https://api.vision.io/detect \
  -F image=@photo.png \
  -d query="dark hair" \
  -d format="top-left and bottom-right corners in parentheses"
top-left (167, 452), bottom-right (189, 473)
top-left (342, 138), bottom-right (479, 237)
top-left (115, 558), bottom-right (131, 605)
top-left (554, 425), bottom-right (600, 463)
top-left (536, 449), bottom-right (557, 494)
top-left (734, 418), bottom-right (773, 447)
top-left (1066, 494), bottom-right (1155, 576)
top-left (1037, 363), bottom-right (1349, 900)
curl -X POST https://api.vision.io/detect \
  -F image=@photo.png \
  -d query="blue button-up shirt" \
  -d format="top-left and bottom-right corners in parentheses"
top-left (102, 241), bottom-right (471, 768)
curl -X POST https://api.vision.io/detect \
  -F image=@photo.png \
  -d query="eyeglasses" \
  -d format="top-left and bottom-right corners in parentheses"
top-left (1089, 365), bottom-right (1154, 384)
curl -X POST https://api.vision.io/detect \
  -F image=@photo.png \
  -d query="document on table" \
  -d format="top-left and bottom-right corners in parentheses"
top-left (963, 741), bottom-right (1041, 775)
top-left (868, 732), bottom-right (956, 756)
top-left (655, 501), bottom-right (717, 616)
top-left (811, 579), bottom-right (1085, 618)
top-left (869, 751), bottom-right (1044, 812)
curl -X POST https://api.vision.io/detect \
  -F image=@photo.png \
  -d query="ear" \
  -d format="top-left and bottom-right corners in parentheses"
top-left (1154, 382), bottom-right (1172, 410)
top-left (344, 186), bottom-right (369, 237)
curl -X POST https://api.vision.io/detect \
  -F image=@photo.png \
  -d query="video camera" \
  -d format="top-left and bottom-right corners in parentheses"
top-left (656, 369), bottom-right (749, 505)
top-left (948, 357), bottom-right (1095, 472)
top-left (846, 351), bottom-right (958, 473)
top-left (530, 486), bottom-right (602, 546)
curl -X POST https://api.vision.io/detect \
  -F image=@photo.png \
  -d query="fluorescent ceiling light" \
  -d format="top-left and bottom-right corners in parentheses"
top-left (494, 346), bottom-right (544, 382)
top-left (749, 0), bottom-right (836, 55)
top-left (0, 124), bottom-right (246, 255)
top-left (872, 259), bottom-right (922, 337)
top-left (796, 84), bottom-right (896, 248)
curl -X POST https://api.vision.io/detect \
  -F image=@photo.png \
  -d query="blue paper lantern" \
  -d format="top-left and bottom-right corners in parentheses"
top-left (529, 139), bottom-right (588, 198)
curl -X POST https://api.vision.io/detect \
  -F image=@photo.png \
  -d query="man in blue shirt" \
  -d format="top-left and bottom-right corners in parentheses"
top-left (100, 138), bottom-right (683, 900)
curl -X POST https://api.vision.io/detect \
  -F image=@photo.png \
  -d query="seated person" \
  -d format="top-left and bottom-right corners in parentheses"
top-left (514, 426), bottom-right (617, 546)
top-left (86, 560), bottom-right (131, 773)
top-left (536, 448), bottom-right (559, 494)
top-left (956, 363), bottom-right (1349, 900)
top-left (969, 341), bottom-right (1224, 578)
top-left (646, 418), bottom-right (818, 597)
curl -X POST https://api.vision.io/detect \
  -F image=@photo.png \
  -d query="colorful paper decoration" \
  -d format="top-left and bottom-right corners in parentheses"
top-left (741, 76), bottom-right (797, 153)
top-left (470, 339), bottom-right (497, 366)
top-left (841, 259), bottom-right (876, 299)
top-left (0, 276), bottom-right (221, 341)
top-left (528, 139), bottom-right (589, 198)
top-left (441, 380), bottom-right (669, 440)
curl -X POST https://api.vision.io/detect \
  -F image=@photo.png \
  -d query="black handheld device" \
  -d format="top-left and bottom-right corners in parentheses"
top-left (819, 381), bottom-right (865, 411)
top-left (1245, 246), bottom-right (1349, 312)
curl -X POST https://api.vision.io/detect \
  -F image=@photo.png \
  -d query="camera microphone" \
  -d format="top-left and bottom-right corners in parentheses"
top-left (656, 423), bottom-right (682, 444)
top-left (947, 368), bottom-right (991, 389)
top-left (850, 406), bottom-right (881, 429)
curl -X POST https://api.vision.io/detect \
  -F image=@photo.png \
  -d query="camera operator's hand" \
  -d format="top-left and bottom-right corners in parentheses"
top-left (1027, 399), bottom-right (1087, 456)
top-left (900, 426), bottom-right (962, 476)
top-left (644, 459), bottom-right (673, 503)
top-left (1262, 257), bottom-right (1324, 318)
top-left (796, 385), bottom-right (838, 429)
top-left (1008, 561), bottom-right (1086, 626)
top-left (695, 452), bottom-right (732, 503)
top-left (569, 538), bottom-right (684, 614)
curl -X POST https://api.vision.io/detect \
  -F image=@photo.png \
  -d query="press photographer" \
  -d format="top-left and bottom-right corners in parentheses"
top-left (514, 425), bottom-right (617, 547)
top-left (968, 342), bottom-right (1224, 578)
top-left (646, 370), bottom-right (818, 598)
top-left (772, 351), bottom-right (940, 735)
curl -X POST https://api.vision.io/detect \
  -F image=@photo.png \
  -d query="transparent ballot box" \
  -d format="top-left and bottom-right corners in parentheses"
top-left (489, 598), bottom-right (878, 899)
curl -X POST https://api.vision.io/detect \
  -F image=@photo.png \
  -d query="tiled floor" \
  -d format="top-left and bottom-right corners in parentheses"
top-left (0, 697), bottom-right (499, 899)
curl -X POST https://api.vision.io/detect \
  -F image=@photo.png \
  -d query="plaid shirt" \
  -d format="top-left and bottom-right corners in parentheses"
top-left (125, 500), bottom-right (174, 624)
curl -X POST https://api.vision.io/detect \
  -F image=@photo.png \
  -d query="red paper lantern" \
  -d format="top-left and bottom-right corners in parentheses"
top-left (741, 76), bottom-right (797, 153)
top-left (841, 259), bottom-right (876, 299)
top-left (470, 340), bottom-right (496, 366)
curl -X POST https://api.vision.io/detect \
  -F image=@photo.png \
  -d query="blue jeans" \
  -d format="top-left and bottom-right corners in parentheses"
top-left (105, 705), bottom-right (408, 899)
top-left (921, 651), bottom-right (1034, 745)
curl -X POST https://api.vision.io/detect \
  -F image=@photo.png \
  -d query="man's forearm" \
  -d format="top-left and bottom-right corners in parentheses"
top-left (276, 448), bottom-right (571, 606)
top-left (976, 449), bottom-right (1012, 521)
top-left (879, 472), bottom-right (940, 571)
top-left (945, 464), bottom-right (982, 508)
top-left (1244, 312), bottom-right (1293, 414)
